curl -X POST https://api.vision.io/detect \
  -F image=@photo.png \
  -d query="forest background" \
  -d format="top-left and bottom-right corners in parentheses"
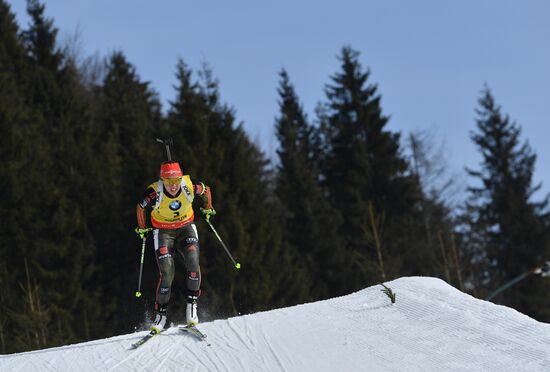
top-left (1, 1), bottom-right (549, 353)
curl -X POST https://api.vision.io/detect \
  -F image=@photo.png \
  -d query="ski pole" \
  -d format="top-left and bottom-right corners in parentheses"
top-left (204, 216), bottom-right (241, 270)
top-left (135, 228), bottom-right (153, 297)
top-left (485, 263), bottom-right (546, 301)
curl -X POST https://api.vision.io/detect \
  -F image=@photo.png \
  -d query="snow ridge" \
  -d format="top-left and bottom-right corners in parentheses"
top-left (2, 277), bottom-right (550, 372)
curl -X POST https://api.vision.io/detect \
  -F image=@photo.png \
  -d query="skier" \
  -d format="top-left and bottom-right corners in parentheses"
top-left (135, 161), bottom-right (215, 332)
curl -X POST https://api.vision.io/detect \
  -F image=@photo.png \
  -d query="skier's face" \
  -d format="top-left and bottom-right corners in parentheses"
top-left (162, 177), bottom-right (182, 196)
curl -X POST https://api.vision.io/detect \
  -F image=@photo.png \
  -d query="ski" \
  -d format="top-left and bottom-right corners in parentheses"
top-left (179, 324), bottom-right (208, 342)
top-left (130, 329), bottom-right (164, 349)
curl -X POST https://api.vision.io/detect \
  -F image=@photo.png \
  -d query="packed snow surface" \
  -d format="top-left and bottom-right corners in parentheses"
top-left (2, 277), bottom-right (550, 371)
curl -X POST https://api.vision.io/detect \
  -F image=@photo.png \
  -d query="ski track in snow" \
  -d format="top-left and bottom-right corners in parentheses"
top-left (2, 277), bottom-right (550, 372)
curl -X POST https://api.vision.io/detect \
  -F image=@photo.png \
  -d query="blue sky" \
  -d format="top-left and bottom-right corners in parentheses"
top-left (7, 0), bottom-right (550, 200)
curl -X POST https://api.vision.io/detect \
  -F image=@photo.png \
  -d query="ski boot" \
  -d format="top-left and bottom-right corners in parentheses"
top-left (151, 303), bottom-right (167, 333)
top-left (186, 291), bottom-right (200, 325)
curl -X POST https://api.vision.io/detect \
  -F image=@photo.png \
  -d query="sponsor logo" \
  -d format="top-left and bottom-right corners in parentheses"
top-left (169, 200), bottom-right (182, 211)
top-left (160, 287), bottom-right (170, 294)
top-left (159, 254), bottom-right (172, 260)
top-left (183, 185), bottom-right (192, 198)
top-left (160, 247), bottom-right (168, 255)
top-left (188, 272), bottom-right (199, 281)
top-left (185, 237), bottom-right (198, 244)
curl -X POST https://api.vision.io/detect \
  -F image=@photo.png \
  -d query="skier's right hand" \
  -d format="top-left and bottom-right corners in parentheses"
top-left (135, 227), bottom-right (152, 239)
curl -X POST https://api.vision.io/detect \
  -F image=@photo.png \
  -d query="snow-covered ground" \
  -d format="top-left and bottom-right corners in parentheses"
top-left (2, 277), bottom-right (550, 372)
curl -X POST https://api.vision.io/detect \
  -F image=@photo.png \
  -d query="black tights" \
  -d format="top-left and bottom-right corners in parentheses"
top-left (153, 223), bottom-right (201, 307)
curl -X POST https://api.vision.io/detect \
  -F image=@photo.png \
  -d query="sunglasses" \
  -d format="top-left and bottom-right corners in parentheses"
top-left (162, 177), bottom-right (182, 186)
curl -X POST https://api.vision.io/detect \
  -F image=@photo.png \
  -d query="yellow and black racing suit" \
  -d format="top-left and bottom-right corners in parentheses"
top-left (136, 176), bottom-right (213, 310)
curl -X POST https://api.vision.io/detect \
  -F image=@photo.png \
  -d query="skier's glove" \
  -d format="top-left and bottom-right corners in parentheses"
top-left (135, 227), bottom-right (152, 239)
top-left (200, 207), bottom-right (216, 221)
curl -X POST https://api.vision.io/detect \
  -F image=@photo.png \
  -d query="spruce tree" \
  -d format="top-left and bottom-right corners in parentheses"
top-left (466, 86), bottom-right (550, 320)
top-left (0, 0), bottom-right (105, 350)
top-left (92, 51), bottom-right (162, 333)
top-left (274, 69), bottom-right (342, 299)
top-left (0, 0), bottom-right (35, 353)
top-left (320, 46), bottom-right (419, 290)
top-left (166, 61), bottom-right (298, 317)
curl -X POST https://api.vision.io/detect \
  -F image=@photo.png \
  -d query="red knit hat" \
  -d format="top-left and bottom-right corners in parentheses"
top-left (160, 161), bottom-right (183, 178)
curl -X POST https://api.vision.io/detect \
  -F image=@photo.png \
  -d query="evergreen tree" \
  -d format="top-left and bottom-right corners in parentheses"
top-left (274, 69), bottom-right (342, 299)
top-left (466, 86), bottom-right (550, 320)
top-left (320, 46), bottom-right (419, 290)
top-left (92, 51), bottom-right (162, 333)
top-left (0, 0), bottom-right (34, 353)
top-left (166, 61), bottom-right (299, 318)
top-left (0, 0), bottom-right (104, 350)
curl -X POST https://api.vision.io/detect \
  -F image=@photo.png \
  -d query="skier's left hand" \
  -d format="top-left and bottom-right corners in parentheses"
top-left (200, 207), bottom-right (216, 221)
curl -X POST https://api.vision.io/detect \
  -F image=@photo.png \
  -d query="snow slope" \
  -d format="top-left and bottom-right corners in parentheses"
top-left (2, 277), bottom-right (550, 372)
